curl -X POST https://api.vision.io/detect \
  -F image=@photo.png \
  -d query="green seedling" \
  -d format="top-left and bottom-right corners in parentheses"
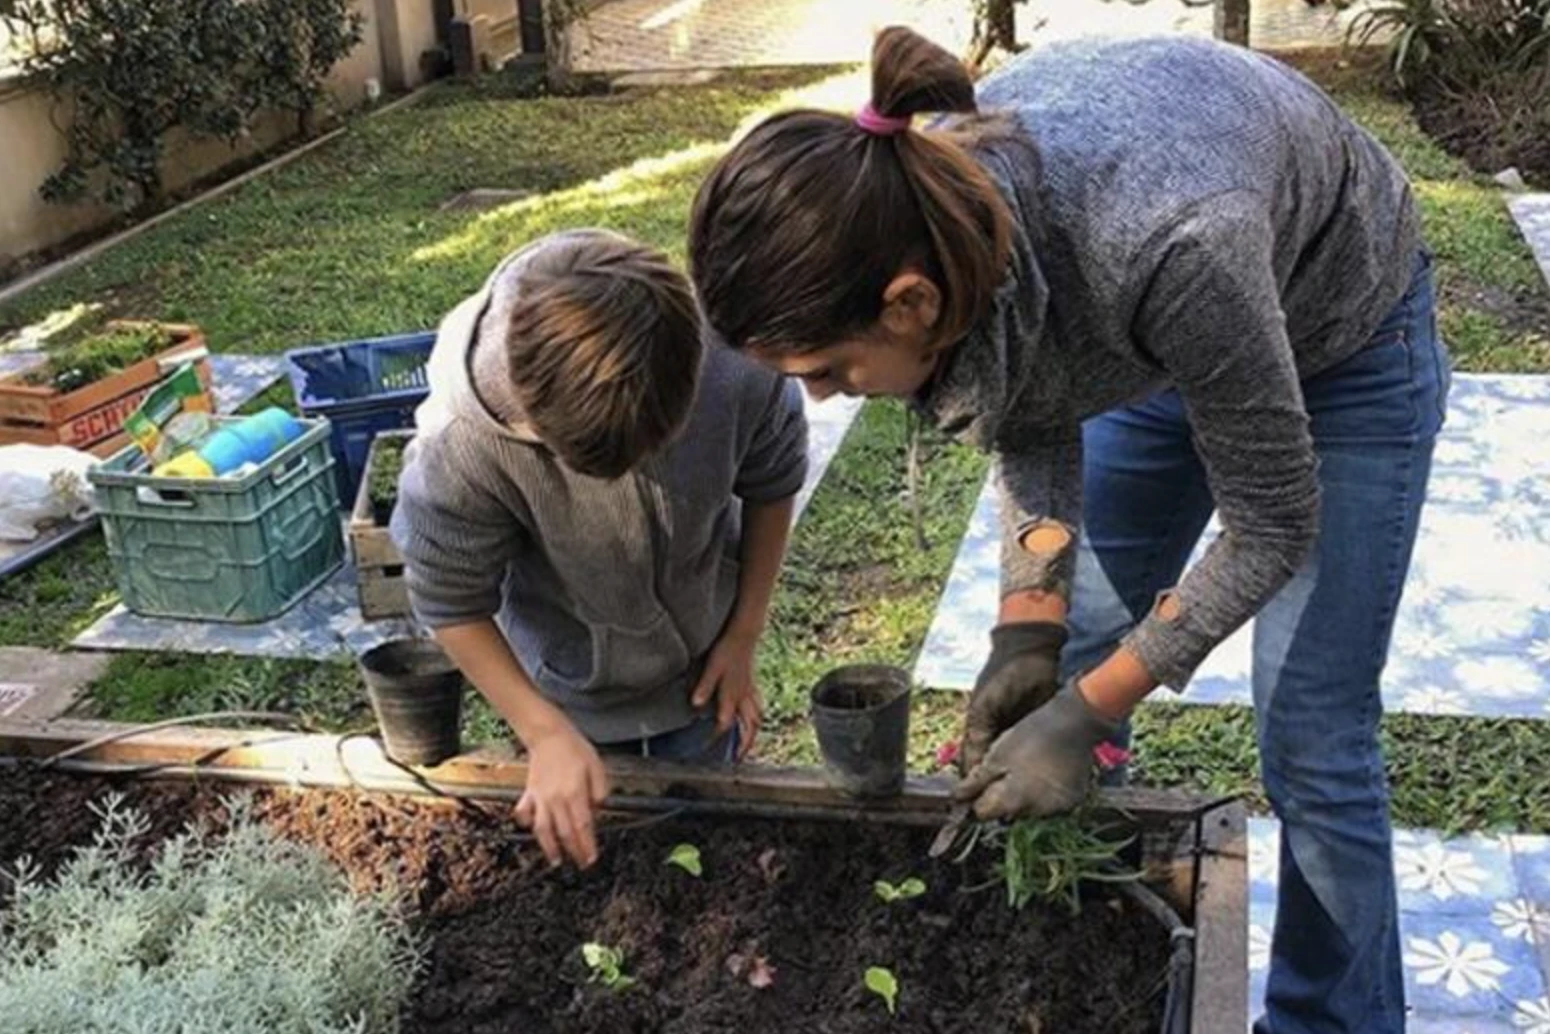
top-left (974, 813), bottom-right (1136, 915)
top-left (24, 324), bottom-right (176, 392)
top-left (366, 435), bottom-right (409, 518)
top-left (581, 942), bottom-right (635, 991)
top-left (872, 876), bottom-right (926, 903)
top-left (864, 966), bottom-right (899, 1014)
top-left (665, 842), bottom-right (703, 877)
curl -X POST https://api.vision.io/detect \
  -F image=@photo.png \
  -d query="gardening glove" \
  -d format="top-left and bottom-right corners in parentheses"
top-left (953, 680), bottom-right (1120, 821)
top-left (961, 622), bottom-right (1068, 774)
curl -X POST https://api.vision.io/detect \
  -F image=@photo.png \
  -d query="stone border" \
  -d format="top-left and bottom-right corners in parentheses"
top-left (1507, 194), bottom-right (1550, 293)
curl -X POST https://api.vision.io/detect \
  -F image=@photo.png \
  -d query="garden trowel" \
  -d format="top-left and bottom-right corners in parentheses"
top-left (928, 802), bottom-right (974, 858)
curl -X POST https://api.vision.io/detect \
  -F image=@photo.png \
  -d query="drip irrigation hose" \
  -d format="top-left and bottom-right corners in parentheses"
top-left (1114, 876), bottom-right (1196, 1034)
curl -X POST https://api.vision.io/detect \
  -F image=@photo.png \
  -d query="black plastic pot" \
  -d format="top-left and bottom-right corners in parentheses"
top-left (359, 638), bottom-right (464, 766)
top-left (809, 665), bottom-right (912, 799)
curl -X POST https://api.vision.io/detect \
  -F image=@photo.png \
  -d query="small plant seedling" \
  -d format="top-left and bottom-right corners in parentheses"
top-left (872, 876), bottom-right (926, 903)
top-left (975, 813), bottom-right (1136, 915)
top-left (665, 842), bottom-right (703, 877)
top-left (864, 966), bottom-right (899, 1014)
top-left (367, 434), bottom-right (410, 518)
top-left (581, 942), bottom-right (636, 991)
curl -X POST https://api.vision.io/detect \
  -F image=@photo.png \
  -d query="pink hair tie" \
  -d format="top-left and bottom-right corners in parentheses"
top-left (855, 102), bottom-right (911, 136)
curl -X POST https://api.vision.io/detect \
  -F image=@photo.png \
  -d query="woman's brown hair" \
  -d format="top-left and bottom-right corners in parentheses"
top-left (688, 26), bottom-right (1012, 356)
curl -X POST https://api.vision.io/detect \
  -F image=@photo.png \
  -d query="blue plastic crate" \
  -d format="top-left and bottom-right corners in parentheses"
top-left (284, 331), bottom-right (434, 505)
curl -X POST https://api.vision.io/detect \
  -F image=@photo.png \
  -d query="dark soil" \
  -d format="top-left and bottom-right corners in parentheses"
top-left (1413, 74), bottom-right (1550, 189)
top-left (0, 765), bottom-right (1171, 1033)
top-left (1437, 272), bottom-right (1550, 343)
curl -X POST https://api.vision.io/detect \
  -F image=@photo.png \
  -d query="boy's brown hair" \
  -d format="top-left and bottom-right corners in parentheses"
top-left (505, 232), bottom-right (702, 480)
top-left (688, 26), bottom-right (1012, 355)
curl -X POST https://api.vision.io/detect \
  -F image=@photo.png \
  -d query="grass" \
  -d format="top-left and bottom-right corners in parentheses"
top-left (1279, 49), bottom-right (1550, 374)
top-left (0, 56), bottom-right (1545, 840)
top-left (1132, 705), bottom-right (1550, 835)
top-left (756, 401), bottom-right (988, 729)
top-left (0, 536), bottom-right (117, 647)
top-left (0, 66), bottom-right (838, 352)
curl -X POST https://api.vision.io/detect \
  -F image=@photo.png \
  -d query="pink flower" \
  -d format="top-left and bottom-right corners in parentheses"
top-left (935, 740), bottom-right (961, 769)
top-left (1092, 743), bottom-right (1132, 770)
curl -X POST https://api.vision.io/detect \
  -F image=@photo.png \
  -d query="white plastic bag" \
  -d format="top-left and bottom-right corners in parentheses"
top-left (0, 444), bottom-right (99, 541)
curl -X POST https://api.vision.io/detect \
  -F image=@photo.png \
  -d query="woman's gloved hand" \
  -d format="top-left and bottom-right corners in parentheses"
top-left (953, 680), bottom-right (1120, 820)
top-left (961, 622), bottom-right (1068, 774)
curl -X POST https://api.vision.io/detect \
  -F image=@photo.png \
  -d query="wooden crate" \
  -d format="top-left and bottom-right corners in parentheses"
top-left (0, 322), bottom-right (212, 456)
top-left (349, 430), bottom-right (413, 619)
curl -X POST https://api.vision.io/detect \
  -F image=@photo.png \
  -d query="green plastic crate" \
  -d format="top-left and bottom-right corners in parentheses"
top-left (89, 417), bottom-right (344, 623)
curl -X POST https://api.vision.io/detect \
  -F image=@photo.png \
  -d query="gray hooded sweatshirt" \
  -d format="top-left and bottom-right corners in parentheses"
top-left (916, 38), bottom-right (1422, 690)
top-left (391, 235), bottom-right (809, 742)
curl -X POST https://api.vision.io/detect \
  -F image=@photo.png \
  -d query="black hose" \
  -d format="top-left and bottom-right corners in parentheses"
top-left (1115, 877), bottom-right (1196, 1034)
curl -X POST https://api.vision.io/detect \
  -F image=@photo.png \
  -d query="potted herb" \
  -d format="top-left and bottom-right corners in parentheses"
top-left (366, 432), bottom-right (409, 525)
top-left (0, 320), bottom-right (210, 454)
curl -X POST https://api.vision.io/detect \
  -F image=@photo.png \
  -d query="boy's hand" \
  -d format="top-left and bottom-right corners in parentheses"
top-left (691, 627), bottom-right (763, 760)
top-left (516, 721), bottom-right (609, 868)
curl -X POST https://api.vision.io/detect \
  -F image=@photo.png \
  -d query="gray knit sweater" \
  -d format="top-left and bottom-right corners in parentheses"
top-left (391, 240), bottom-right (809, 742)
top-left (916, 38), bottom-right (1421, 690)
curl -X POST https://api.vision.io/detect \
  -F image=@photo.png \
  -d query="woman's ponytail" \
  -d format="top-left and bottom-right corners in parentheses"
top-left (690, 26), bottom-right (1012, 355)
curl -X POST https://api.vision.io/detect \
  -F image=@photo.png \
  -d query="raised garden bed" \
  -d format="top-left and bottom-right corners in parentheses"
top-left (349, 430), bottom-right (412, 619)
top-left (0, 717), bottom-right (1247, 1033)
top-left (0, 321), bottom-right (211, 456)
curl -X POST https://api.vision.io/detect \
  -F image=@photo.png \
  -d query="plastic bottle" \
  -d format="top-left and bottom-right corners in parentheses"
top-left (152, 409), bottom-right (304, 479)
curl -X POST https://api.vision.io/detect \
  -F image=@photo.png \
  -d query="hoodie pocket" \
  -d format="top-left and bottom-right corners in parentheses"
top-left (568, 609), bottom-right (693, 693)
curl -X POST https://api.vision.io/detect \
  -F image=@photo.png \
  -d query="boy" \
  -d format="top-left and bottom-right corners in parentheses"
top-left (391, 230), bottom-right (807, 869)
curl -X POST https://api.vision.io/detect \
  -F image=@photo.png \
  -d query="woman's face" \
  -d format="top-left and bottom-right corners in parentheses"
top-left (749, 272), bottom-right (945, 401)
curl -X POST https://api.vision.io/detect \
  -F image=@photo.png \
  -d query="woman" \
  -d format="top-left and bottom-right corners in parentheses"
top-left (688, 27), bottom-right (1447, 1034)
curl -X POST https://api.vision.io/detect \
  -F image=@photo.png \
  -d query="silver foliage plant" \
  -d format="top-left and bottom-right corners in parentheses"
top-left (0, 794), bottom-right (422, 1033)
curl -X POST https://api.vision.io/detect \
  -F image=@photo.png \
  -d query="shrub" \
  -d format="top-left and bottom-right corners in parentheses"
top-left (0, 0), bottom-right (363, 210)
top-left (1348, 0), bottom-right (1550, 87)
top-left (1346, 0), bottom-right (1550, 182)
top-left (0, 795), bottom-right (421, 1034)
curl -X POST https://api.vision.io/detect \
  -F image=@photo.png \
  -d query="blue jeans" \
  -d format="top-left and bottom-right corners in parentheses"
top-left (596, 712), bottom-right (739, 762)
top-left (1064, 254), bottom-right (1448, 1034)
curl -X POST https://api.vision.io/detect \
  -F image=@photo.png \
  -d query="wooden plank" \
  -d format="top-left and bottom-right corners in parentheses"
top-left (88, 430), bottom-right (135, 460)
top-left (0, 716), bottom-right (1218, 829)
top-left (1190, 801), bottom-right (1250, 1034)
top-left (351, 525), bottom-right (402, 569)
top-left (1215, 0), bottom-right (1250, 45)
top-left (349, 431), bottom-right (410, 621)
top-left (349, 431), bottom-right (411, 568)
top-left (357, 568), bottom-right (409, 619)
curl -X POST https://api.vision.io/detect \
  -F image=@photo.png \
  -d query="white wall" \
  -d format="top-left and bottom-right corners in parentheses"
top-left (0, 0), bottom-right (439, 275)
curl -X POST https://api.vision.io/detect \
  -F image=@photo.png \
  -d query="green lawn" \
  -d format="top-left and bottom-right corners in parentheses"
top-left (0, 67), bottom-right (835, 352)
top-left (1, 56), bottom-right (1547, 836)
top-left (1282, 50), bottom-right (1550, 373)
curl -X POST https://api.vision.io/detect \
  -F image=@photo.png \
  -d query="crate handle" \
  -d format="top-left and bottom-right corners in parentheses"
top-left (270, 453), bottom-right (310, 487)
top-left (134, 485), bottom-right (196, 508)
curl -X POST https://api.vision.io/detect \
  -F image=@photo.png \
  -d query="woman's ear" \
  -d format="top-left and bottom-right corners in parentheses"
top-left (881, 272), bottom-right (942, 342)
